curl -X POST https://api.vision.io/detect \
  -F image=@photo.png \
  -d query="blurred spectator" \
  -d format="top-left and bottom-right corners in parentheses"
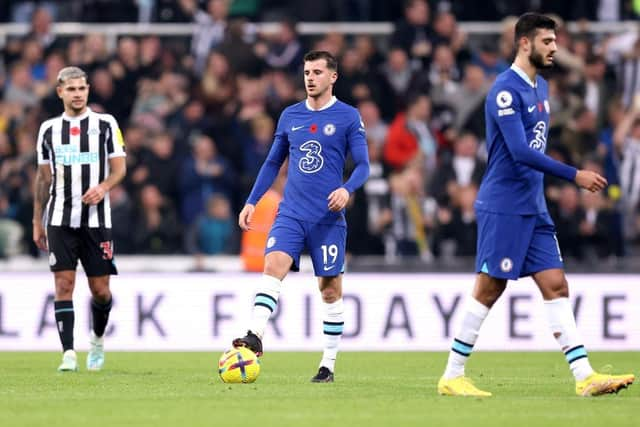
top-left (431, 185), bottom-right (478, 257)
top-left (575, 53), bottom-right (617, 129)
top-left (391, 0), bottom-right (433, 64)
top-left (109, 185), bottom-right (135, 254)
top-left (4, 61), bottom-right (40, 108)
top-left (429, 132), bottom-right (485, 207)
top-left (81, 33), bottom-right (111, 73)
top-left (254, 18), bottom-right (304, 74)
top-left (217, 19), bottom-right (264, 76)
top-left (334, 47), bottom-right (390, 110)
top-left (347, 127), bottom-right (392, 256)
top-left (240, 113), bottom-right (275, 195)
top-left (383, 93), bottom-right (438, 173)
top-left (138, 132), bottom-right (180, 204)
top-left (108, 37), bottom-right (142, 123)
top-left (192, 0), bottom-right (229, 75)
top-left (580, 188), bottom-right (617, 259)
top-left (354, 35), bottom-right (386, 71)
top-left (0, 189), bottom-right (23, 258)
top-left (386, 164), bottom-right (432, 260)
top-left (132, 184), bottom-right (182, 254)
top-left (380, 46), bottom-right (421, 106)
top-left (358, 99), bottom-right (388, 152)
top-left (472, 41), bottom-right (509, 79)
top-left (25, 7), bottom-right (59, 54)
top-left (179, 134), bottom-right (235, 226)
top-left (200, 51), bottom-right (237, 114)
top-left (613, 101), bottom-right (640, 241)
top-left (559, 106), bottom-right (599, 166)
top-left (552, 184), bottom-right (584, 259)
top-left (188, 193), bottom-right (235, 255)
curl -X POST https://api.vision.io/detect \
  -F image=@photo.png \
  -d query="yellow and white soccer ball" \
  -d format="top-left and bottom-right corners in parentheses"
top-left (218, 346), bottom-right (260, 383)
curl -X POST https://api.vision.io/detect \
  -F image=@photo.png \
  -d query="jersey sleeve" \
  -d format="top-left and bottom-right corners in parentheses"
top-left (489, 87), bottom-right (577, 182)
top-left (343, 111), bottom-right (370, 193)
top-left (246, 111), bottom-right (290, 205)
top-left (36, 122), bottom-right (51, 165)
top-left (105, 115), bottom-right (126, 158)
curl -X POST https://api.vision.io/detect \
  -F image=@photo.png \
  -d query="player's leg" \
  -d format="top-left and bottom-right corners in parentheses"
top-left (439, 212), bottom-right (532, 396)
top-left (311, 274), bottom-right (343, 383)
top-left (525, 213), bottom-right (633, 395)
top-left (233, 216), bottom-right (305, 355)
top-left (308, 223), bottom-right (346, 382)
top-left (533, 269), bottom-right (634, 395)
top-left (48, 225), bottom-right (80, 372)
top-left (54, 270), bottom-right (78, 371)
top-left (86, 275), bottom-right (112, 371)
top-left (80, 227), bottom-right (117, 371)
top-left (438, 273), bottom-right (505, 396)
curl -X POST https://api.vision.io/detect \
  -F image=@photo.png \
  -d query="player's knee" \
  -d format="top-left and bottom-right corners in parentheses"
top-left (263, 256), bottom-right (290, 280)
top-left (91, 287), bottom-right (111, 303)
top-left (320, 287), bottom-right (340, 303)
top-left (549, 278), bottom-right (569, 298)
top-left (54, 278), bottom-right (75, 297)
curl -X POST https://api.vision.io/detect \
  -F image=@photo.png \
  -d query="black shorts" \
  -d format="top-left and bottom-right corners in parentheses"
top-left (47, 226), bottom-right (118, 276)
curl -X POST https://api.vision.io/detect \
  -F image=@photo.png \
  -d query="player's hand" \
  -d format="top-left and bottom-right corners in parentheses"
top-left (238, 204), bottom-right (255, 231)
top-left (82, 184), bottom-right (107, 205)
top-left (575, 170), bottom-right (608, 193)
top-left (32, 221), bottom-right (48, 251)
top-left (327, 187), bottom-right (350, 212)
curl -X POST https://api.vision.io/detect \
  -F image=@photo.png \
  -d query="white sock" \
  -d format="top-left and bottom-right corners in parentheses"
top-left (320, 298), bottom-right (344, 372)
top-left (248, 274), bottom-right (282, 338)
top-left (544, 297), bottom-right (594, 381)
top-left (443, 297), bottom-right (489, 379)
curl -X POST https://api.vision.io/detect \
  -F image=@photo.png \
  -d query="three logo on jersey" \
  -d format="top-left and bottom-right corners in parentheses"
top-left (292, 123), bottom-right (337, 174)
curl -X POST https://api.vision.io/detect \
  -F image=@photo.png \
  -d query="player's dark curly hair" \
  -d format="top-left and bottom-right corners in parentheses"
top-left (303, 51), bottom-right (338, 71)
top-left (514, 13), bottom-right (556, 45)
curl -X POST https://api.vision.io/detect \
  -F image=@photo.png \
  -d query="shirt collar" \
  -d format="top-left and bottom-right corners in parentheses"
top-left (62, 107), bottom-right (92, 121)
top-left (510, 64), bottom-right (537, 88)
top-left (305, 96), bottom-right (337, 111)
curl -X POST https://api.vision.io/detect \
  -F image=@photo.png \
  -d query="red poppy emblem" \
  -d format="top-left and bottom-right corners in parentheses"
top-left (310, 124), bottom-right (318, 133)
top-left (70, 127), bottom-right (81, 136)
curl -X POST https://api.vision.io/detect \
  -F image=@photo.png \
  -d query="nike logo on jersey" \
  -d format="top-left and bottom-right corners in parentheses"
top-left (527, 105), bottom-right (536, 113)
top-left (291, 125), bottom-right (304, 131)
top-left (323, 265), bottom-right (335, 271)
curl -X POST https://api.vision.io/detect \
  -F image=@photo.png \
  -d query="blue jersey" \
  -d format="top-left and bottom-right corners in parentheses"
top-left (247, 97), bottom-right (369, 224)
top-left (477, 65), bottom-right (577, 215)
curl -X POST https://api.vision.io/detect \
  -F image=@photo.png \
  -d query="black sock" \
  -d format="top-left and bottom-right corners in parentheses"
top-left (54, 300), bottom-right (74, 351)
top-left (91, 297), bottom-right (112, 338)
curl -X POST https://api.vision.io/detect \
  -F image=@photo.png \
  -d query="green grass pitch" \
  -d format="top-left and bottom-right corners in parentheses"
top-left (0, 352), bottom-right (636, 427)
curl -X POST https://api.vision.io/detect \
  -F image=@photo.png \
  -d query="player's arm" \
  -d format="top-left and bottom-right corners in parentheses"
top-left (33, 123), bottom-right (51, 250)
top-left (33, 165), bottom-right (52, 250)
top-left (82, 116), bottom-right (127, 205)
top-left (328, 115), bottom-right (370, 212)
top-left (240, 119), bottom-right (289, 230)
top-left (493, 90), bottom-right (606, 191)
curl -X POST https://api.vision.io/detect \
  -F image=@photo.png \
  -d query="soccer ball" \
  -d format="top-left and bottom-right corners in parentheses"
top-left (218, 346), bottom-right (260, 383)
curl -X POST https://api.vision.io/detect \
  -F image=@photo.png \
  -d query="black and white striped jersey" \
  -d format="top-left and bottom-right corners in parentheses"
top-left (36, 107), bottom-right (126, 228)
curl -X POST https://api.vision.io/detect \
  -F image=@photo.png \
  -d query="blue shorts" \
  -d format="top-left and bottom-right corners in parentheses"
top-left (475, 211), bottom-right (563, 280)
top-left (265, 215), bottom-right (346, 277)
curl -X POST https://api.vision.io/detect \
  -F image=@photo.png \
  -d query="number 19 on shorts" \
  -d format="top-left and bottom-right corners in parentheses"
top-left (321, 244), bottom-right (338, 266)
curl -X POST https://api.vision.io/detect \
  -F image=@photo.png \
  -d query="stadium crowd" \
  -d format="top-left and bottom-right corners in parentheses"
top-left (1, 0), bottom-right (640, 264)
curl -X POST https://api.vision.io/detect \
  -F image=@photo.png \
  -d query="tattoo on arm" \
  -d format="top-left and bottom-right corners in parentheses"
top-left (34, 169), bottom-right (51, 220)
